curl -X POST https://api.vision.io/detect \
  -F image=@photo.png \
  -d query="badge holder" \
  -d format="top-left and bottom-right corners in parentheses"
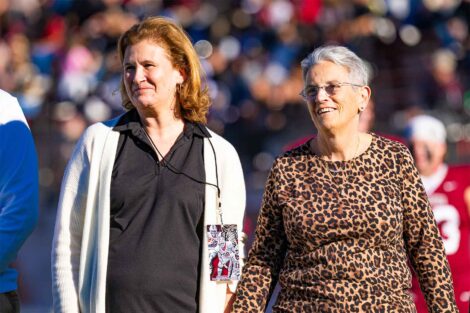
top-left (206, 190), bottom-right (241, 281)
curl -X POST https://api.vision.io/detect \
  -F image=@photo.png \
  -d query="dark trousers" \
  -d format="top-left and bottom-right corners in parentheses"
top-left (0, 291), bottom-right (19, 313)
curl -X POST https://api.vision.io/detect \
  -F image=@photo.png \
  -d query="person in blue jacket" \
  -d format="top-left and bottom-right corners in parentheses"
top-left (0, 89), bottom-right (39, 313)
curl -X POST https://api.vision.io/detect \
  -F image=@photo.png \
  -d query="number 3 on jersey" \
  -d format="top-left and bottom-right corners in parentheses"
top-left (433, 204), bottom-right (460, 255)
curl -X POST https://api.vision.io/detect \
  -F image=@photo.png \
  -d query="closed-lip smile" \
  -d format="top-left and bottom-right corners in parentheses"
top-left (133, 86), bottom-right (153, 93)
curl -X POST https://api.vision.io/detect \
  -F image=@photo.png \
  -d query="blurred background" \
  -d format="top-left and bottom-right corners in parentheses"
top-left (2, 0), bottom-right (470, 311)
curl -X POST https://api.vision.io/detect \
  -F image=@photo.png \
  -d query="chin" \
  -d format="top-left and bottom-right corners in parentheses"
top-left (132, 97), bottom-right (155, 108)
top-left (416, 164), bottom-right (431, 176)
top-left (316, 121), bottom-right (338, 132)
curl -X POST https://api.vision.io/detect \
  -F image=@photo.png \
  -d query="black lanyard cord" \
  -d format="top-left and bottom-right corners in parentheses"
top-left (141, 127), bottom-right (224, 225)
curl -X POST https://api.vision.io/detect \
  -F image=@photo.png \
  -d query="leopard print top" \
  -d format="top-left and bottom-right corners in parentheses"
top-left (233, 134), bottom-right (457, 313)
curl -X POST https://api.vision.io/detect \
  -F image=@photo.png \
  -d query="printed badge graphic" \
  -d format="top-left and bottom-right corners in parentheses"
top-left (207, 224), bottom-right (240, 281)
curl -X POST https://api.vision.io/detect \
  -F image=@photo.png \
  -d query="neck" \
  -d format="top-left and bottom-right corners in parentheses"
top-left (420, 163), bottom-right (446, 179)
top-left (316, 130), bottom-right (362, 161)
top-left (137, 108), bottom-right (185, 140)
top-left (420, 164), bottom-right (448, 195)
top-left (138, 109), bottom-right (185, 161)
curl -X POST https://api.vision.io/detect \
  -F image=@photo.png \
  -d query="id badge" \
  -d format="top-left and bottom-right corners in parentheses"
top-left (207, 224), bottom-right (241, 281)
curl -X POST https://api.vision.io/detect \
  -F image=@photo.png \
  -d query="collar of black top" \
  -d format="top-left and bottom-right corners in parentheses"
top-left (113, 109), bottom-right (211, 138)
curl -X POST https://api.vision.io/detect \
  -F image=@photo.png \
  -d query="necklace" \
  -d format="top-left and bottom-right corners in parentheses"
top-left (320, 134), bottom-right (361, 197)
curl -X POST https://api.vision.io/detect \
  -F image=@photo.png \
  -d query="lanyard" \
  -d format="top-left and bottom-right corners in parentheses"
top-left (141, 126), bottom-right (224, 225)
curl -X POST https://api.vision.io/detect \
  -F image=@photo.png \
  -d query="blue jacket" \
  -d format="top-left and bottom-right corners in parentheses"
top-left (0, 89), bottom-right (39, 293)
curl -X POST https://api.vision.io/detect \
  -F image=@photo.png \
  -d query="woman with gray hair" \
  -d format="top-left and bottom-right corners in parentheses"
top-left (233, 45), bottom-right (457, 312)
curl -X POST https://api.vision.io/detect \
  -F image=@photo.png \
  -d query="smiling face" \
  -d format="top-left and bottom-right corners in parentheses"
top-left (123, 40), bottom-right (184, 115)
top-left (304, 60), bottom-right (370, 134)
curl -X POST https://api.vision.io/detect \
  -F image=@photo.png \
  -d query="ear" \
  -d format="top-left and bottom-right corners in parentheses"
top-left (175, 68), bottom-right (186, 84)
top-left (360, 85), bottom-right (371, 103)
top-left (358, 86), bottom-right (371, 112)
top-left (464, 186), bottom-right (470, 217)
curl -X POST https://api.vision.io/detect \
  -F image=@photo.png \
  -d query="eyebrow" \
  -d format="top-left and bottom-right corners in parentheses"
top-left (305, 81), bottom-right (341, 87)
top-left (123, 59), bottom-right (155, 66)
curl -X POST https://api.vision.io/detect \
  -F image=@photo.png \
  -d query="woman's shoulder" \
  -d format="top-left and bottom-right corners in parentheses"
top-left (78, 114), bottom-right (123, 146)
top-left (370, 133), bottom-right (414, 169)
top-left (372, 132), bottom-right (409, 153)
top-left (84, 114), bottom-right (123, 135)
top-left (280, 139), bottom-right (312, 159)
top-left (267, 141), bottom-right (312, 172)
top-left (205, 127), bottom-right (236, 151)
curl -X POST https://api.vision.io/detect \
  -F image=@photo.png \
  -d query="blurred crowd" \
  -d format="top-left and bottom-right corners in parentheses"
top-left (2, 0), bottom-right (470, 311)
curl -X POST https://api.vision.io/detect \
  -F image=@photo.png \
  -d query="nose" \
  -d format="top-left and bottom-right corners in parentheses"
top-left (132, 65), bottom-right (146, 84)
top-left (315, 86), bottom-right (329, 102)
top-left (410, 141), bottom-right (427, 160)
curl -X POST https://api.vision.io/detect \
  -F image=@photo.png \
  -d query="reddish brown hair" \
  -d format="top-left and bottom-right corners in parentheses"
top-left (117, 16), bottom-right (211, 123)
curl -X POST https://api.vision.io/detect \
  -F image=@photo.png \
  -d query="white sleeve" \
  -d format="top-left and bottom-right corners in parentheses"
top-left (51, 130), bottom-right (91, 313)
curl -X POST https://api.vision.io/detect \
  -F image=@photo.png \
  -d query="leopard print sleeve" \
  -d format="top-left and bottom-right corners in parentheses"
top-left (232, 158), bottom-right (288, 312)
top-left (398, 145), bottom-right (458, 313)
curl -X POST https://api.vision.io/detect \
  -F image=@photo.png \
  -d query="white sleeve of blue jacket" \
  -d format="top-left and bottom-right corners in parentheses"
top-left (0, 89), bottom-right (39, 274)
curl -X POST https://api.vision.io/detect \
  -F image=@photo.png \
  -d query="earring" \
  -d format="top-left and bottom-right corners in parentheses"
top-left (175, 84), bottom-right (182, 103)
top-left (359, 106), bottom-right (364, 112)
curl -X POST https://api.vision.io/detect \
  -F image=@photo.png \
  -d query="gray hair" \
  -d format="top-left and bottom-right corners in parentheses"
top-left (300, 45), bottom-right (370, 85)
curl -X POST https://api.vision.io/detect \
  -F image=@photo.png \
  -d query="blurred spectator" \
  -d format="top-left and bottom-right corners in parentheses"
top-left (406, 114), bottom-right (470, 313)
top-left (420, 48), bottom-right (465, 111)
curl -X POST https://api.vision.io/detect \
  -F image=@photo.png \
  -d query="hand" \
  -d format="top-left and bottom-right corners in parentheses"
top-left (224, 285), bottom-right (236, 313)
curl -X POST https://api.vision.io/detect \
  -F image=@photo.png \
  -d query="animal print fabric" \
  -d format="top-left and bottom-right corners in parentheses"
top-left (233, 134), bottom-right (457, 313)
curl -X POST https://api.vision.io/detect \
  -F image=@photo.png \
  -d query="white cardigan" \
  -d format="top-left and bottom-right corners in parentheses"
top-left (51, 116), bottom-right (246, 313)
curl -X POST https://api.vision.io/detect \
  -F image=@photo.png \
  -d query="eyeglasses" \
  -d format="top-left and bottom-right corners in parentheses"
top-left (299, 82), bottom-right (363, 102)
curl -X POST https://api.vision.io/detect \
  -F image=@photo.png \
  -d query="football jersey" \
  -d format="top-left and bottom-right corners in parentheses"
top-left (411, 164), bottom-right (470, 312)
